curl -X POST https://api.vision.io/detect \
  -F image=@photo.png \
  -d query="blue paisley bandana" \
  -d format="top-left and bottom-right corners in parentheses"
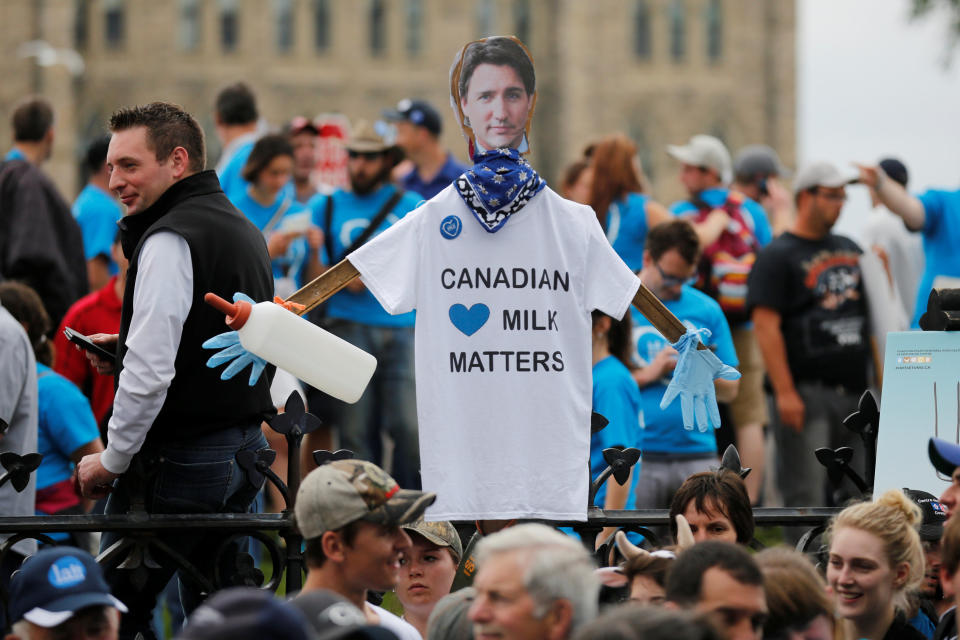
top-left (455, 147), bottom-right (545, 233)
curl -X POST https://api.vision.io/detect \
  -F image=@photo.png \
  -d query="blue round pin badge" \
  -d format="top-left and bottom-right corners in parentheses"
top-left (440, 215), bottom-right (462, 239)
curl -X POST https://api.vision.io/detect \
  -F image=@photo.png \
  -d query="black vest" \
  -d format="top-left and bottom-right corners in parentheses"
top-left (117, 171), bottom-right (275, 445)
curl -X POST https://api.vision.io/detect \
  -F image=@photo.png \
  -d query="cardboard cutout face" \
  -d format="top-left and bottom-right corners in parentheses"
top-left (449, 36), bottom-right (537, 157)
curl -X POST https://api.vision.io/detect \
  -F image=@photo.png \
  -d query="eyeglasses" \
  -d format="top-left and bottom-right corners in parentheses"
top-left (809, 188), bottom-right (847, 202)
top-left (347, 150), bottom-right (385, 161)
top-left (655, 262), bottom-right (697, 288)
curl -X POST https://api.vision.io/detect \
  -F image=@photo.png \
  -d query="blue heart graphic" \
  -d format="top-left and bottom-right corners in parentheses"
top-left (449, 303), bottom-right (490, 337)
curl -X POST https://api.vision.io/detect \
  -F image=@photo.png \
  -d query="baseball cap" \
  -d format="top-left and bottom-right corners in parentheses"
top-left (879, 158), bottom-right (909, 188)
top-left (733, 144), bottom-right (792, 179)
top-left (295, 459), bottom-right (436, 539)
top-left (288, 590), bottom-right (396, 640)
top-left (425, 588), bottom-right (475, 640)
top-left (8, 547), bottom-right (127, 628)
top-left (666, 135), bottom-right (732, 179)
top-left (176, 587), bottom-right (313, 640)
top-left (792, 161), bottom-right (859, 194)
top-left (903, 488), bottom-right (948, 541)
top-left (288, 116), bottom-right (319, 136)
top-left (382, 99), bottom-right (442, 136)
top-left (930, 437), bottom-right (960, 477)
top-left (402, 517), bottom-right (463, 563)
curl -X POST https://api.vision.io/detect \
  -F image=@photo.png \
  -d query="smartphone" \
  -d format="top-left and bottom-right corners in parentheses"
top-left (63, 327), bottom-right (116, 364)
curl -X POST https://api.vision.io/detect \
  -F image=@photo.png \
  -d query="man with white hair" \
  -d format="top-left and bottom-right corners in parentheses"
top-left (468, 524), bottom-right (599, 640)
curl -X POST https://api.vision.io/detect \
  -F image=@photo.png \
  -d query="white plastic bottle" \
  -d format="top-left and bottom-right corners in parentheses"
top-left (205, 293), bottom-right (377, 404)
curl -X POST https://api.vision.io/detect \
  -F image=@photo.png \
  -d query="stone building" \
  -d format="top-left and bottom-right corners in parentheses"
top-left (0, 0), bottom-right (794, 205)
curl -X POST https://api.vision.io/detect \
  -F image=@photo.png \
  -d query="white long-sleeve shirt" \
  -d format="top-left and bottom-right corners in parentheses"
top-left (100, 231), bottom-right (193, 474)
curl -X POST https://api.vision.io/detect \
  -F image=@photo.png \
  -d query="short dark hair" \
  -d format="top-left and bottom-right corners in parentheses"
top-left (669, 470), bottom-right (755, 545)
top-left (458, 37), bottom-right (535, 98)
top-left (645, 219), bottom-right (701, 265)
top-left (571, 605), bottom-right (723, 640)
top-left (665, 541), bottom-right (763, 608)
top-left (215, 82), bottom-right (258, 126)
top-left (11, 97), bottom-right (54, 142)
top-left (109, 102), bottom-right (206, 173)
top-left (302, 521), bottom-right (362, 570)
top-left (241, 134), bottom-right (294, 184)
top-left (84, 135), bottom-right (112, 174)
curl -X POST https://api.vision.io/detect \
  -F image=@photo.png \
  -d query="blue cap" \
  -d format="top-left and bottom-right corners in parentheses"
top-left (382, 99), bottom-right (442, 136)
top-left (929, 437), bottom-right (960, 477)
top-left (176, 587), bottom-right (313, 640)
top-left (9, 547), bottom-right (127, 628)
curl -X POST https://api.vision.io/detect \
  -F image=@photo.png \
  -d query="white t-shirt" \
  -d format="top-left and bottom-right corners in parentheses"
top-left (368, 603), bottom-right (422, 640)
top-left (350, 185), bottom-right (640, 520)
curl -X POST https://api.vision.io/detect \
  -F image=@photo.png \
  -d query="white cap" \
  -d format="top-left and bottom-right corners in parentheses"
top-left (666, 135), bottom-right (732, 183)
top-left (792, 161), bottom-right (859, 194)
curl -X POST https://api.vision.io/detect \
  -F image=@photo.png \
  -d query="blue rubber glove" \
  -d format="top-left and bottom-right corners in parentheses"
top-left (659, 327), bottom-right (741, 432)
top-left (202, 292), bottom-right (267, 386)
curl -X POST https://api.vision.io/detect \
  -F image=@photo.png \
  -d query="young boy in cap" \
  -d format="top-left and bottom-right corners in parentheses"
top-left (394, 518), bottom-right (463, 638)
top-left (904, 489), bottom-right (951, 635)
top-left (6, 547), bottom-right (127, 640)
top-left (292, 459), bottom-right (435, 640)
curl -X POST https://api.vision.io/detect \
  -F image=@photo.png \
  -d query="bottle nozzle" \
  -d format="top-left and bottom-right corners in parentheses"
top-left (204, 292), bottom-right (252, 329)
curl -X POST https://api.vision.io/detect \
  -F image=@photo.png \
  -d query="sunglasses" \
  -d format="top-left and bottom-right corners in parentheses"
top-left (655, 262), bottom-right (696, 288)
top-left (347, 150), bottom-right (386, 160)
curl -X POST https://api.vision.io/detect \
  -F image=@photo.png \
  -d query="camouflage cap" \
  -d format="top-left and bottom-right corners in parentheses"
top-left (295, 459), bottom-right (436, 539)
top-left (402, 517), bottom-right (463, 563)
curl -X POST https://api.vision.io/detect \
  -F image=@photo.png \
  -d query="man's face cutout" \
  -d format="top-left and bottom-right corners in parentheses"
top-left (450, 36), bottom-right (537, 157)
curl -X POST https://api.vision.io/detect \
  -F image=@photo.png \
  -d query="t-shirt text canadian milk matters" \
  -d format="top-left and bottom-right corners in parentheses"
top-left (441, 266), bottom-right (569, 373)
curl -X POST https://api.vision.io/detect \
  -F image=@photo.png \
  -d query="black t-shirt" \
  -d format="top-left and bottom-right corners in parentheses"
top-left (746, 231), bottom-right (869, 390)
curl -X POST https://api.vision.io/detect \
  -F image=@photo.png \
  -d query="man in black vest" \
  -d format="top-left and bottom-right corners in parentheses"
top-left (76, 102), bottom-right (275, 640)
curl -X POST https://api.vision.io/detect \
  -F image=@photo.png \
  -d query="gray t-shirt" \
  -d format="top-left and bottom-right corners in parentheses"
top-left (0, 304), bottom-right (38, 556)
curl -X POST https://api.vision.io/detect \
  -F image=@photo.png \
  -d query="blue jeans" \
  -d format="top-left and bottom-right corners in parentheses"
top-left (327, 320), bottom-right (420, 489)
top-left (101, 423), bottom-right (268, 640)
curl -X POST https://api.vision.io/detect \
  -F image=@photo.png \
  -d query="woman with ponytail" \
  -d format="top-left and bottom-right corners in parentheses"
top-left (0, 283), bottom-right (103, 544)
top-left (826, 489), bottom-right (927, 640)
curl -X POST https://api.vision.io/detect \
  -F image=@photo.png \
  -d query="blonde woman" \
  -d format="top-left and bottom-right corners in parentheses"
top-left (825, 489), bottom-right (926, 640)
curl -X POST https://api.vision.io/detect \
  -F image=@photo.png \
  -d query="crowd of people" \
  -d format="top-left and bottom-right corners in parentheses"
top-left (0, 31), bottom-right (959, 640)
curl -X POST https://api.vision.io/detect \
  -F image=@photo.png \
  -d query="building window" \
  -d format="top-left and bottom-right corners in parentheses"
top-left (405, 0), bottom-right (422, 56)
top-left (513, 0), bottom-right (530, 45)
top-left (706, 0), bottom-right (723, 62)
top-left (313, 0), bottom-right (330, 52)
top-left (274, 0), bottom-right (294, 53)
top-left (476, 0), bottom-right (495, 37)
top-left (669, 0), bottom-right (686, 62)
top-left (633, 0), bottom-right (651, 59)
top-left (219, 0), bottom-right (239, 52)
top-left (179, 0), bottom-right (201, 51)
top-left (104, 0), bottom-right (125, 49)
top-left (369, 0), bottom-right (386, 56)
top-left (74, 0), bottom-right (89, 50)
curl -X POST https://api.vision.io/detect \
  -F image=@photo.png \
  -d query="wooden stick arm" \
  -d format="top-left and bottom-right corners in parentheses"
top-left (287, 264), bottom-right (699, 350)
top-left (632, 283), bottom-right (705, 348)
top-left (284, 258), bottom-right (360, 315)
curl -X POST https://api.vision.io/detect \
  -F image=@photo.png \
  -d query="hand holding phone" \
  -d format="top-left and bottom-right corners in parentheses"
top-left (63, 328), bottom-right (117, 368)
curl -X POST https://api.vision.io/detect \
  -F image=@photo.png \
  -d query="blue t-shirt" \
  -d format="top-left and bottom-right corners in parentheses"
top-left (591, 356), bottom-right (642, 509)
top-left (217, 139), bottom-right (256, 199)
top-left (605, 193), bottom-right (650, 273)
top-left (72, 184), bottom-right (122, 275)
top-left (4, 148), bottom-right (26, 161)
top-left (631, 286), bottom-right (738, 455)
top-left (227, 184), bottom-right (311, 293)
top-left (915, 188), bottom-right (960, 328)
top-left (669, 187), bottom-right (773, 248)
top-left (400, 154), bottom-right (468, 201)
top-left (308, 185), bottom-right (420, 327)
top-left (36, 364), bottom-right (100, 491)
